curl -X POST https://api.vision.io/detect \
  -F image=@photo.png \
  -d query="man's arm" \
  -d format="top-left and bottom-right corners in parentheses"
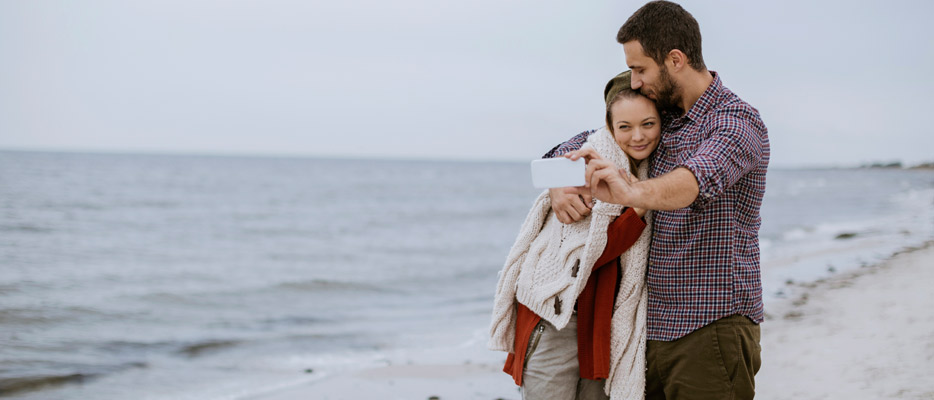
top-left (564, 150), bottom-right (699, 210)
top-left (543, 129), bottom-right (595, 158)
top-left (679, 108), bottom-right (766, 210)
top-left (621, 167), bottom-right (699, 210)
top-left (567, 107), bottom-right (765, 211)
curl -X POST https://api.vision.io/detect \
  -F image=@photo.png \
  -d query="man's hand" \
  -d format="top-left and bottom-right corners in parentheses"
top-left (625, 174), bottom-right (647, 218)
top-left (549, 187), bottom-right (592, 224)
top-left (563, 148), bottom-right (636, 205)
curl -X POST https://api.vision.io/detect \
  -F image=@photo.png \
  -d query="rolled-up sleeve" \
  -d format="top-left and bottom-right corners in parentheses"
top-left (679, 107), bottom-right (764, 210)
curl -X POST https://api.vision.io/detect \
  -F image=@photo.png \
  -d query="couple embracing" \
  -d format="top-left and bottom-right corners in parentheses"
top-left (489, 1), bottom-right (770, 399)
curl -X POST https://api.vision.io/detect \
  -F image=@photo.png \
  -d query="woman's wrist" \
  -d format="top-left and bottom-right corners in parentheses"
top-left (632, 207), bottom-right (647, 218)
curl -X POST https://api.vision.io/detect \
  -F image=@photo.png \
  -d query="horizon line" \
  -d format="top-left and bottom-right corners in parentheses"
top-left (0, 146), bottom-right (926, 170)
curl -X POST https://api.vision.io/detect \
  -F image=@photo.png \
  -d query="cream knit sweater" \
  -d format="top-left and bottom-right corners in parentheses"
top-left (488, 127), bottom-right (652, 399)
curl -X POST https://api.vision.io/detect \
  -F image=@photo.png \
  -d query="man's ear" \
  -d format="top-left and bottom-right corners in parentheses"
top-left (667, 49), bottom-right (688, 72)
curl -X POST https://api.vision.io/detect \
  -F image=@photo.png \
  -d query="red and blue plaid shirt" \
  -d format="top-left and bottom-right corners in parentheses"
top-left (544, 72), bottom-right (769, 341)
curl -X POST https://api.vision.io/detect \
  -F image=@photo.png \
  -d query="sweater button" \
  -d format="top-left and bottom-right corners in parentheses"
top-left (554, 298), bottom-right (562, 315)
top-left (571, 260), bottom-right (580, 277)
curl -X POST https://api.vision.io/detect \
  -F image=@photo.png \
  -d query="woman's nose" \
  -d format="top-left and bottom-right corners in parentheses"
top-left (632, 128), bottom-right (644, 141)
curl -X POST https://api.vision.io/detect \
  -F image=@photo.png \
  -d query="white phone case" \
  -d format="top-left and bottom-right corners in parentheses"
top-left (530, 158), bottom-right (586, 189)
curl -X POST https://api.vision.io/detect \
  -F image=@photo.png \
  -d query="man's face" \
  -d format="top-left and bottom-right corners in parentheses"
top-left (623, 40), bottom-right (681, 110)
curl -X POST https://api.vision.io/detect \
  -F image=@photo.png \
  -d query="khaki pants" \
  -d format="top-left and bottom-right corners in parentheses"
top-left (522, 315), bottom-right (609, 400)
top-left (646, 314), bottom-right (762, 400)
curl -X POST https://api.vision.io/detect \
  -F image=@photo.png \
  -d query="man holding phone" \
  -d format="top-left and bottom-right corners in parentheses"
top-left (544, 1), bottom-right (769, 398)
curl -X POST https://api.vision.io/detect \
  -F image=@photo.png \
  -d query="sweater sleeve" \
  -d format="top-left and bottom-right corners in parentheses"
top-left (593, 208), bottom-right (646, 267)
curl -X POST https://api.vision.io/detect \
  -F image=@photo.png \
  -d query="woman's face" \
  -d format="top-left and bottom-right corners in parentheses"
top-left (609, 96), bottom-right (661, 161)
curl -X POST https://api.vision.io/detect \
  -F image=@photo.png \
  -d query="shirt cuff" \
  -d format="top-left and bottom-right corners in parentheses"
top-left (679, 156), bottom-right (723, 211)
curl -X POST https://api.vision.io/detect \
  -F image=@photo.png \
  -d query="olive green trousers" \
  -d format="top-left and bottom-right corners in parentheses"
top-left (645, 314), bottom-right (762, 400)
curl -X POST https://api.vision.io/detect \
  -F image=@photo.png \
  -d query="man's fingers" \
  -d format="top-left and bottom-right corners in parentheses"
top-left (630, 173), bottom-right (641, 183)
top-left (585, 159), bottom-right (615, 187)
top-left (590, 168), bottom-right (605, 195)
top-left (621, 168), bottom-right (639, 183)
top-left (584, 160), bottom-right (603, 188)
top-left (584, 160), bottom-right (616, 190)
top-left (565, 147), bottom-right (603, 162)
top-left (590, 167), bottom-right (627, 202)
top-left (592, 167), bottom-right (620, 188)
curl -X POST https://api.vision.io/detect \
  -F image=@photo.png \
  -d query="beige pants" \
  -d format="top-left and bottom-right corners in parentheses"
top-left (522, 315), bottom-right (610, 400)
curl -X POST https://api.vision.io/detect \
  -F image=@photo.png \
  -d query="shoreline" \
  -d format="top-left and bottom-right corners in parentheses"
top-left (253, 241), bottom-right (934, 400)
top-left (756, 240), bottom-right (934, 399)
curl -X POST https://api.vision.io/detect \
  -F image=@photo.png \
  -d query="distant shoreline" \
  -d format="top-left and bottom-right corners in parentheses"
top-left (3, 148), bottom-right (934, 170)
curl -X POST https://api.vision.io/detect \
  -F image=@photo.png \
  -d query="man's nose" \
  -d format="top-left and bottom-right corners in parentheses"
top-left (631, 76), bottom-right (643, 90)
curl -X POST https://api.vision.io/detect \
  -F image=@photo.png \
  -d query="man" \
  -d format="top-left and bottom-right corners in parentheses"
top-left (545, 1), bottom-right (769, 398)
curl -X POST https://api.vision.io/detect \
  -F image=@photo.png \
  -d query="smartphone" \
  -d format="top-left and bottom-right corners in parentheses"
top-left (530, 158), bottom-right (586, 189)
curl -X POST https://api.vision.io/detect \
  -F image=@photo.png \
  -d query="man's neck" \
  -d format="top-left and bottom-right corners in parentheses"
top-left (678, 69), bottom-right (714, 114)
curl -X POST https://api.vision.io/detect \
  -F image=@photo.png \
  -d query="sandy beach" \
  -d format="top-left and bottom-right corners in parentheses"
top-left (253, 242), bottom-right (934, 400)
top-left (756, 241), bottom-right (934, 399)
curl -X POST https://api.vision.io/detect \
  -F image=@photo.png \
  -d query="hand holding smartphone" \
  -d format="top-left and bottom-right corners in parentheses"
top-left (530, 158), bottom-right (585, 189)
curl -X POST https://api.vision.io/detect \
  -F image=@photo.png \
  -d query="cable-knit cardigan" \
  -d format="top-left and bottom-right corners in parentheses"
top-left (488, 127), bottom-right (652, 399)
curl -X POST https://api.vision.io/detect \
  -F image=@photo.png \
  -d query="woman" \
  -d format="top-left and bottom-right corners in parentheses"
top-left (489, 70), bottom-right (661, 400)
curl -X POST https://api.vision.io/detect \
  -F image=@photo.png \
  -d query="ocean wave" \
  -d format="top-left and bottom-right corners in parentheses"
top-left (177, 339), bottom-right (243, 358)
top-left (0, 373), bottom-right (99, 397)
top-left (273, 279), bottom-right (392, 293)
top-left (0, 224), bottom-right (53, 234)
top-left (0, 306), bottom-right (112, 325)
top-left (0, 281), bottom-right (52, 296)
top-left (0, 361), bottom-right (146, 397)
top-left (36, 201), bottom-right (105, 211)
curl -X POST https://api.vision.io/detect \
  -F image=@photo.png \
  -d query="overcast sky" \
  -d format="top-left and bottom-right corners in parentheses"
top-left (1, 0), bottom-right (932, 167)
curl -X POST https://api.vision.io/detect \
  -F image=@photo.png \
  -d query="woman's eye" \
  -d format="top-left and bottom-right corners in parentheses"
top-left (643, 122), bottom-right (655, 128)
top-left (618, 125), bottom-right (629, 130)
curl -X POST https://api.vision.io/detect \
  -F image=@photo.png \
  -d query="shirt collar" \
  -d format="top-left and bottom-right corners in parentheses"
top-left (682, 70), bottom-right (722, 123)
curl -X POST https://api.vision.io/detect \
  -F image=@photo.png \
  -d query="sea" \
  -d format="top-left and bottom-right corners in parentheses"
top-left (1, 150), bottom-right (933, 399)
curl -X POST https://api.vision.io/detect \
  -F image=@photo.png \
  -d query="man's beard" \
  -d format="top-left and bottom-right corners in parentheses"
top-left (653, 65), bottom-right (682, 112)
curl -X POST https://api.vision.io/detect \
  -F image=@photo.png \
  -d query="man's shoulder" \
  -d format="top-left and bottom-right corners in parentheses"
top-left (706, 86), bottom-right (765, 132)
top-left (714, 84), bottom-right (759, 114)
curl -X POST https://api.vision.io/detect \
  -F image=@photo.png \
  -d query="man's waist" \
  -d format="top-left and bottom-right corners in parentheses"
top-left (645, 266), bottom-right (762, 298)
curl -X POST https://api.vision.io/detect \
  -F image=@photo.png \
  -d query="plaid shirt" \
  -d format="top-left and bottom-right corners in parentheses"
top-left (543, 72), bottom-right (769, 341)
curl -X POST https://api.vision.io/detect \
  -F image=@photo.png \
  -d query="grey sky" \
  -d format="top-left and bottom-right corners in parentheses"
top-left (1, 0), bottom-right (932, 167)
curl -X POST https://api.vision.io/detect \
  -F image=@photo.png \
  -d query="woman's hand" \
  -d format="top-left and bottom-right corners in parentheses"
top-left (549, 187), bottom-right (592, 224)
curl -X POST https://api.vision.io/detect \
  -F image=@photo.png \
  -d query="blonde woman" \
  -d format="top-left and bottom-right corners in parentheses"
top-left (490, 70), bottom-right (660, 400)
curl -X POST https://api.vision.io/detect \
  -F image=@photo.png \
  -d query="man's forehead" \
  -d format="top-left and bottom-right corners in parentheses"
top-left (622, 41), bottom-right (650, 64)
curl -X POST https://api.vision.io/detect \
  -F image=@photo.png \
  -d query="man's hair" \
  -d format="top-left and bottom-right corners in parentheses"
top-left (617, 1), bottom-right (706, 71)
